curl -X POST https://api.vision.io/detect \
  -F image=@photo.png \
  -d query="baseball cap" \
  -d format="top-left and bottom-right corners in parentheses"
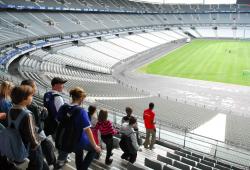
top-left (51, 77), bottom-right (67, 86)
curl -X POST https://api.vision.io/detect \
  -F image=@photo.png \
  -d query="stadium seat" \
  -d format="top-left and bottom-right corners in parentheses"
top-left (144, 158), bottom-right (164, 170)
top-left (173, 160), bottom-right (191, 170)
top-left (157, 154), bottom-right (173, 165)
top-left (191, 167), bottom-right (202, 170)
top-left (187, 155), bottom-right (200, 162)
top-left (181, 157), bottom-right (196, 167)
top-left (204, 157), bottom-right (216, 163)
top-left (175, 150), bottom-right (186, 157)
top-left (179, 148), bottom-right (192, 155)
top-left (200, 159), bottom-right (215, 167)
top-left (217, 161), bottom-right (232, 168)
top-left (215, 164), bottom-right (231, 170)
top-left (191, 153), bottom-right (203, 159)
top-left (196, 163), bottom-right (213, 170)
top-left (127, 162), bottom-right (153, 170)
top-left (167, 152), bottom-right (181, 161)
top-left (163, 164), bottom-right (181, 170)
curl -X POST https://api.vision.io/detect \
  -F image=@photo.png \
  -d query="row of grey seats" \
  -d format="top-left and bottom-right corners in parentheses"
top-left (174, 149), bottom-right (244, 170)
top-left (141, 148), bottom-right (244, 170)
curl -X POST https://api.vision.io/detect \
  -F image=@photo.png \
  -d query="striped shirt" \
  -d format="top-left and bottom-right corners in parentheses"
top-left (95, 120), bottom-right (117, 136)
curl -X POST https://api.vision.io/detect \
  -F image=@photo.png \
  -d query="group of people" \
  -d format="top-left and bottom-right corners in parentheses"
top-left (0, 77), bottom-right (157, 170)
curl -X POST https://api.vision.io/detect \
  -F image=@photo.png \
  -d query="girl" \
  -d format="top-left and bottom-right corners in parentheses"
top-left (0, 81), bottom-right (14, 128)
top-left (95, 109), bottom-right (117, 165)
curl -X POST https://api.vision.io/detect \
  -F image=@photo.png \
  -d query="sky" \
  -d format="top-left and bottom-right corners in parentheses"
top-left (129, 0), bottom-right (237, 4)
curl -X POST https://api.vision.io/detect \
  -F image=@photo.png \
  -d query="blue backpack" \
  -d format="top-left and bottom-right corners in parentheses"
top-left (43, 91), bottom-right (61, 136)
top-left (0, 109), bottom-right (29, 162)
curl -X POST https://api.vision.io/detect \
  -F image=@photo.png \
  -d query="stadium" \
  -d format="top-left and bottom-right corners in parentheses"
top-left (0, 0), bottom-right (250, 169)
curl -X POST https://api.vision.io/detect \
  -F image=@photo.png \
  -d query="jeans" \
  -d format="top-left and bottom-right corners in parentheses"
top-left (75, 145), bottom-right (96, 170)
top-left (144, 128), bottom-right (156, 149)
top-left (27, 145), bottom-right (49, 170)
top-left (101, 134), bottom-right (113, 161)
top-left (121, 152), bottom-right (137, 163)
top-left (57, 150), bottom-right (68, 162)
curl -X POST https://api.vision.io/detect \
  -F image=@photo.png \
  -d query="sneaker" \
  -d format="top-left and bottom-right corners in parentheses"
top-left (55, 160), bottom-right (66, 169)
top-left (15, 158), bottom-right (29, 170)
top-left (149, 146), bottom-right (155, 150)
top-left (105, 158), bottom-right (113, 165)
top-left (95, 152), bottom-right (101, 160)
top-left (66, 155), bottom-right (71, 163)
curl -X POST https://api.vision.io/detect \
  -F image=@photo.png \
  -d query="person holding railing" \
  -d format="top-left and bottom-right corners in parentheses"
top-left (143, 102), bottom-right (156, 150)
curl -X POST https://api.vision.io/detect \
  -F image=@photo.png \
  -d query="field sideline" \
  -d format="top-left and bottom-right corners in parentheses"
top-left (139, 39), bottom-right (250, 86)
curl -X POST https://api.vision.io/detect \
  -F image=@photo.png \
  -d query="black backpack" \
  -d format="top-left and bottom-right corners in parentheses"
top-left (55, 104), bottom-right (81, 153)
top-left (43, 92), bottom-right (61, 136)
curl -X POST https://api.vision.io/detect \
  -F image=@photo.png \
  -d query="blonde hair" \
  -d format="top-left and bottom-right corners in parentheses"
top-left (0, 81), bottom-right (14, 99)
top-left (69, 87), bottom-right (86, 101)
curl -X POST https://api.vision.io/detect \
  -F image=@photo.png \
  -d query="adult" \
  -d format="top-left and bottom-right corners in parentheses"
top-left (56, 87), bottom-right (101, 170)
top-left (0, 81), bottom-right (14, 128)
top-left (143, 102), bottom-right (156, 150)
top-left (43, 77), bottom-right (67, 137)
top-left (43, 77), bottom-right (68, 167)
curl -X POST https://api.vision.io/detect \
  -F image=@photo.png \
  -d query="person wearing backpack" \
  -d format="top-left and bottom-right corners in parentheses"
top-left (21, 80), bottom-right (56, 168)
top-left (8, 85), bottom-right (44, 170)
top-left (122, 107), bottom-right (142, 146)
top-left (95, 109), bottom-right (118, 165)
top-left (0, 81), bottom-right (14, 128)
top-left (120, 117), bottom-right (142, 164)
top-left (43, 77), bottom-right (67, 137)
top-left (43, 77), bottom-right (68, 167)
top-left (55, 87), bottom-right (101, 170)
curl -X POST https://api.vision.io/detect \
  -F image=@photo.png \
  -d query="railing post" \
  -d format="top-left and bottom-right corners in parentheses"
top-left (158, 121), bottom-right (161, 140)
top-left (214, 140), bottom-right (218, 158)
top-left (184, 128), bottom-right (187, 148)
top-left (114, 111), bottom-right (117, 126)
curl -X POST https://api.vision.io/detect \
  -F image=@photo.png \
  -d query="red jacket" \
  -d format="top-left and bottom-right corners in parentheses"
top-left (143, 109), bottom-right (155, 129)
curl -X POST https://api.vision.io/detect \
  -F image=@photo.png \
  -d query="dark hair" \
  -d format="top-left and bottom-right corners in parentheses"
top-left (21, 79), bottom-right (34, 87)
top-left (129, 116), bottom-right (137, 125)
top-left (11, 85), bottom-right (33, 104)
top-left (88, 105), bottom-right (97, 117)
top-left (125, 107), bottom-right (132, 115)
top-left (69, 87), bottom-right (86, 101)
top-left (98, 109), bottom-right (108, 122)
top-left (149, 102), bottom-right (154, 110)
top-left (21, 79), bottom-right (36, 93)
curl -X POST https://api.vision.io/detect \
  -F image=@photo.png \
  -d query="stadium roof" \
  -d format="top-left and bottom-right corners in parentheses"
top-left (129, 0), bottom-right (237, 4)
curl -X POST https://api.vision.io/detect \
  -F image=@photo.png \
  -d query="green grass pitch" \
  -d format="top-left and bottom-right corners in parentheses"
top-left (139, 39), bottom-right (250, 86)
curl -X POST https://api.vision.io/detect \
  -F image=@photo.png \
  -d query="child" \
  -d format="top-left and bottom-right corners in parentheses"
top-left (88, 105), bottom-right (101, 159)
top-left (95, 109), bottom-right (117, 165)
top-left (120, 117), bottom-right (142, 163)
